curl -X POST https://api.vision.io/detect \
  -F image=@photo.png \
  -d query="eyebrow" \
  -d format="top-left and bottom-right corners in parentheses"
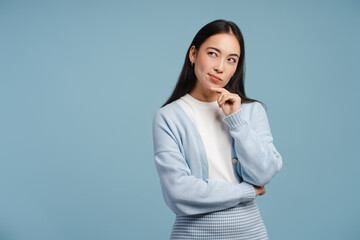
top-left (206, 47), bottom-right (240, 58)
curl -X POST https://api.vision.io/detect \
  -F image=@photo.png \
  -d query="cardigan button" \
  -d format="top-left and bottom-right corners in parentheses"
top-left (232, 158), bottom-right (238, 164)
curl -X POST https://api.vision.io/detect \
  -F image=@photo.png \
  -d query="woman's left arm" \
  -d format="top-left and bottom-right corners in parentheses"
top-left (224, 102), bottom-right (283, 186)
top-left (211, 87), bottom-right (282, 186)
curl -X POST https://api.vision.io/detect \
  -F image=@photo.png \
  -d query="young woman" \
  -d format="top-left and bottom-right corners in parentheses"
top-left (152, 19), bottom-right (282, 239)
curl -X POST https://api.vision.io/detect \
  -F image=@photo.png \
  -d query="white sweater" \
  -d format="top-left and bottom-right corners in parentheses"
top-left (176, 93), bottom-right (239, 183)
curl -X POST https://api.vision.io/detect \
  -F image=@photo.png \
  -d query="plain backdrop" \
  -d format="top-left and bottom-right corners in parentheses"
top-left (1, 0), bottom-right (359, 239)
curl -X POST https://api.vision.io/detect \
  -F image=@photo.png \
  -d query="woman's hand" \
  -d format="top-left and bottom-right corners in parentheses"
top-left (210, 87), bottom-right (241, 116)
top-left (254, 185), bottom-right (266, 196)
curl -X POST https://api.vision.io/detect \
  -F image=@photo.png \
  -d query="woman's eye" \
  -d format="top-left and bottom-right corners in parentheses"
top-left (228, 58), bottom-right (237, 63)
top-left (208, 52), bottom-right (217, 57)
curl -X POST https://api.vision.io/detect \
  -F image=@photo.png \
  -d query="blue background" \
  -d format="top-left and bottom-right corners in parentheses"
top-left (1, 0), bottom-right (359, 239)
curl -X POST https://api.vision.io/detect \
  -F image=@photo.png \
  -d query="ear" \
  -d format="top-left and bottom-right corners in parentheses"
top-left (188, 45), bottom-right (197, 64)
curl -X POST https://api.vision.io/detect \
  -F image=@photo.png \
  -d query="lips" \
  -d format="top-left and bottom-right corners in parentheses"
top-left (209, 74), bottom-right (221, 82)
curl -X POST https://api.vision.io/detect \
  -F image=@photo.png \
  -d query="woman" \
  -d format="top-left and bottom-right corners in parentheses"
top-left (152, 19), bottom-right (282, 239)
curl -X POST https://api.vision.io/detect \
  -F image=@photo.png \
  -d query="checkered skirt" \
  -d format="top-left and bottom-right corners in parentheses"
top-left (170, 200), bottom-right (268, 239)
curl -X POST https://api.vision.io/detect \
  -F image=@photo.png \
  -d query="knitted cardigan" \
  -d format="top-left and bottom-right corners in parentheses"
top-left (152, 100), bottom-right (282, 216)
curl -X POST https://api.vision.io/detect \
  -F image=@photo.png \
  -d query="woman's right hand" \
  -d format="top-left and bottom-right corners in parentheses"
top-left (254, 186), bottom-right (266, 196)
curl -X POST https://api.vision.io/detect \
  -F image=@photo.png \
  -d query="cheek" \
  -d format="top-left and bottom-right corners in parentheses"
top-left (230, 65), bottom-right (238, 74)
top-left (196, 56), bottom-right (210, 73)
top-left (194, 57), bottom-right (209, 79)
top-left (222, 66), bottom-right (237, 86)
top-left (226, 66), bottom-right (237, 79)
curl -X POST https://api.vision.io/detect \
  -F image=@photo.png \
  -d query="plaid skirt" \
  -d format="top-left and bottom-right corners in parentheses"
top-left (170, 200), bottom-right (268, 240)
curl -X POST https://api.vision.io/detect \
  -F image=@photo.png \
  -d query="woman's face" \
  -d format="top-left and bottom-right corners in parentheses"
top-left (189, 33), bottom-right (240, 96)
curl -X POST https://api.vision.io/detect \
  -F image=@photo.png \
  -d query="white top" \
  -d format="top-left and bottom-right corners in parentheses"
top-left (175, 93), bottom-right (239, 183)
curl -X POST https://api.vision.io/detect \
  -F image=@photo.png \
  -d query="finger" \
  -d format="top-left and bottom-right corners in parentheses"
top-left (210, 87), bottom-right (228, 94)
top-left (218, 93), bottom-right (229, 105)
top-left (225, 94), bottom-right (240, 106)
top-left (218, 92), bottom-right (230, 107)
top-left (220, 94), bottom-right (237, 105)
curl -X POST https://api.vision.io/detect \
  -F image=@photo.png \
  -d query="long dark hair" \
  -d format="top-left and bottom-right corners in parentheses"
top-left (162, 19), bottom-right (262, 108)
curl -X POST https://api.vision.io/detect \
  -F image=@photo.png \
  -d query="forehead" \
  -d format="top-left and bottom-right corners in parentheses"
top-left (200, 33), bottom-right (241, 55)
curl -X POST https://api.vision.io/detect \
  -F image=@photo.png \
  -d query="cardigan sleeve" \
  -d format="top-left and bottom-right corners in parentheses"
top-left (152, 109), bottom-right (255, 216)
top-left (223, 102), bottom-right (283, 186)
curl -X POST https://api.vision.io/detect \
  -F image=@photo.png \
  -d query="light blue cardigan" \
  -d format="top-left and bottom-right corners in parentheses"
top-left (152, 100), bottom-right (282, 216)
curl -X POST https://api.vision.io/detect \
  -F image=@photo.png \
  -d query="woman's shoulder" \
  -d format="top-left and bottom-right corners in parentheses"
top-left (241, 101), bottom-right (265, 114)
top-left (239, 101), bottom-right (268, 124)
top-left (154, 101), bottom-right (180, 117)
top-left (153, 101), bottom-right (187, 125)
top-left (153, 101), bottom-right (193, 137)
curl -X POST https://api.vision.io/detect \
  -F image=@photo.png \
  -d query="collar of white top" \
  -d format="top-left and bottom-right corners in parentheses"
top-left (181, 93), bottom-right (219, 109)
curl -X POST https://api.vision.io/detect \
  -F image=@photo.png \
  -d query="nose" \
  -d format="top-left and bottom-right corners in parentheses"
top-left (214, 59), bottom-right (224, 73)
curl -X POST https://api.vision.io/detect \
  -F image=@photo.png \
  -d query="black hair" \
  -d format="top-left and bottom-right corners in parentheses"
top-left (162, 19), bottom-right (262, 108)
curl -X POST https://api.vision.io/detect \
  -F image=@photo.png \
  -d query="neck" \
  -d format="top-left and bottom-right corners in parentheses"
top-left (189, 86), bottom-right (217, 102)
